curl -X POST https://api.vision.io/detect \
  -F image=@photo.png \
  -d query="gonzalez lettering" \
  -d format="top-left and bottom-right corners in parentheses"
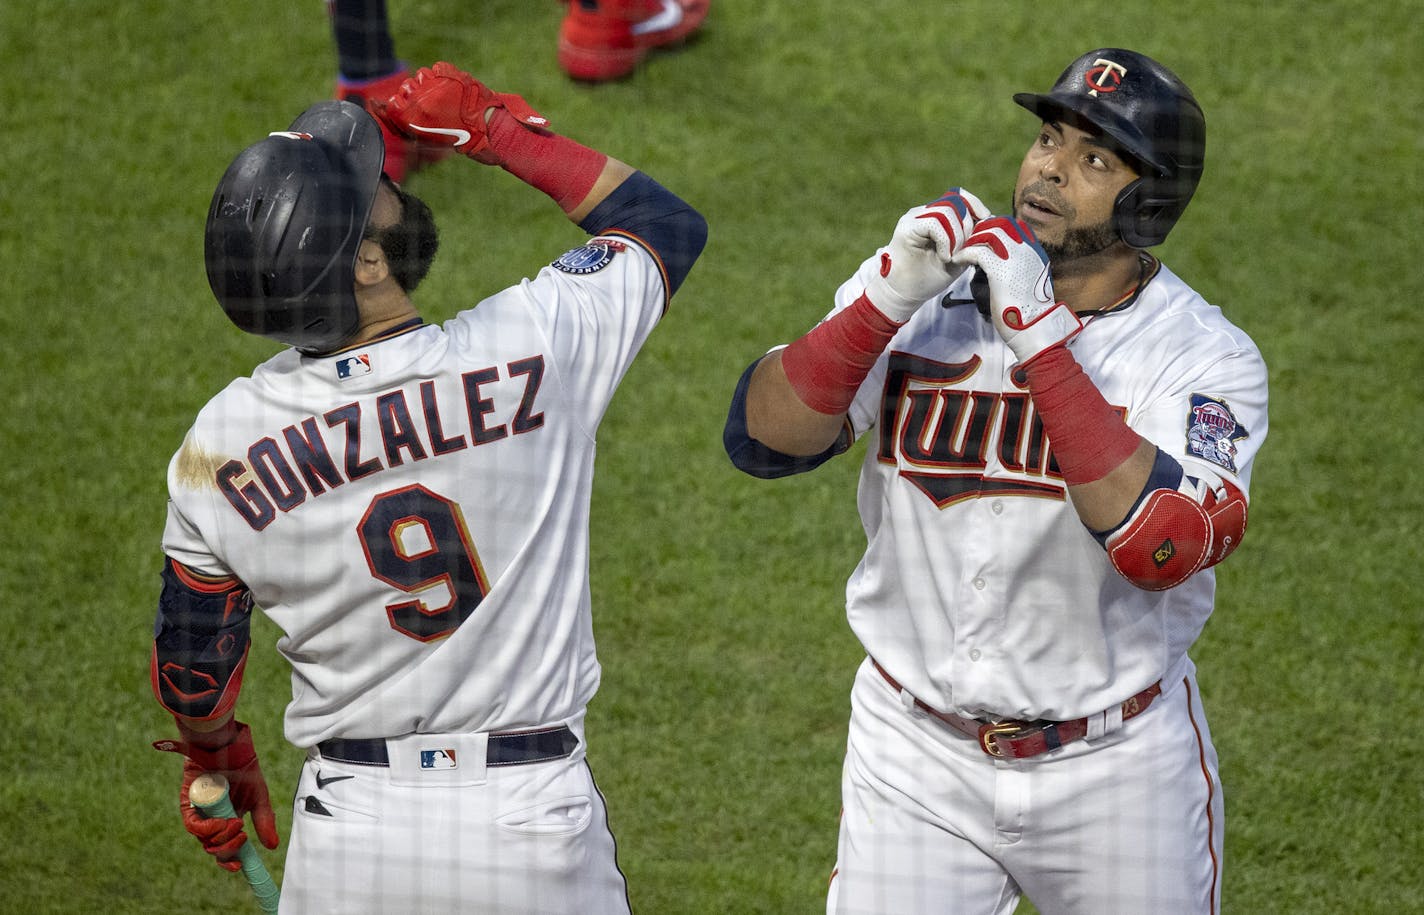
top-left (216, 356), bottom-right (547, 529)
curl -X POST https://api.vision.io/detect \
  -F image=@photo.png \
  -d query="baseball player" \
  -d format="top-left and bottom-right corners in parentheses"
top-left (151, 62), bottom-right (706, 913)
top-left (724, 49), bottom-right (1267, 914)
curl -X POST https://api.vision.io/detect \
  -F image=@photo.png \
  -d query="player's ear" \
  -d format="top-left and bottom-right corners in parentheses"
top-left (354, 238), bottom-right (390, 288)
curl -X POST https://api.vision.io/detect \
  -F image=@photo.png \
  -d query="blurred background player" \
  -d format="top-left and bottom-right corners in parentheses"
top-left (724, 48), bottom-right (1266, 913)
top-left (330, 0), bottom-right (711, 181)
top-left (152, 63), bottom-right (705, 912)
top-left (557, 0), bottom-right (709, 81)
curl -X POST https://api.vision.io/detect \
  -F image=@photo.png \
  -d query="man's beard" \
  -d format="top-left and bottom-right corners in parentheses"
top-left (1040, 218), bottom-right (1120, 262)
top-left (1012, 182), bottom-right (1120, 262)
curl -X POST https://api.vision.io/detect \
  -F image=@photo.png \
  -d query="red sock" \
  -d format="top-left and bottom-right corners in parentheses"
top-left (487, 110), bottom-right (608, 213)
top-left (1021, 346), bottom-right (1141, 484)
top-left (781, 294), bottom-right (902, 415)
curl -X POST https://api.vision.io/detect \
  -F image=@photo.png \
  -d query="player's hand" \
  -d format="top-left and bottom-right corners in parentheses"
top-left (862, 188), bottom-right (989, 323)
top-left (951, 216), bottom-right (1082, 365)
top-left (155, 721), bottom-right (280, 870)
top-left (376, 61), bottom-right (549, 166)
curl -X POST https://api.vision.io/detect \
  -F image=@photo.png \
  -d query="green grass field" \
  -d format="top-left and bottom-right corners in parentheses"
top-left (2, 1), bottom-right (1421, 912)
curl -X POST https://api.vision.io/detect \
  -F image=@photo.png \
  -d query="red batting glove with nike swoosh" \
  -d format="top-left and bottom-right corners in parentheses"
top-left (154, 720), bottom-right (279, 871)
top-left (951, 216), bottom-right (1082, 366)
top-left (376, 62), bottom-right (550, 166)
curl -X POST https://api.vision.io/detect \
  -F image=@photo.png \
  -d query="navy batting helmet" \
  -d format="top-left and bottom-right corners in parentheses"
top-left (204, 100), bottom-right (385, 353)
top-left (1013, 49), bottom-right (1205, 248)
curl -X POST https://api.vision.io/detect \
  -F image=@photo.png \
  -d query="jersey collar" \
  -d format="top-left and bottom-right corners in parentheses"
top-left (306, 317), bottom-right (427, 358)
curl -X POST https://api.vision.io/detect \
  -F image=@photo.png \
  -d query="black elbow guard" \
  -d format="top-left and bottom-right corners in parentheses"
top-left (150, 558), bottom-right (254, 719)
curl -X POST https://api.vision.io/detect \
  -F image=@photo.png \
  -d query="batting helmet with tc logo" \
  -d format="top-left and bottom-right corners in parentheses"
top-left (1013, 48), bottom-right (1206, 248)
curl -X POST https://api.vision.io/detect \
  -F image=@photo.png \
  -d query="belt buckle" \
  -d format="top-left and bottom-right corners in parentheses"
top-left (977, 720), bottom-right (1028, 758)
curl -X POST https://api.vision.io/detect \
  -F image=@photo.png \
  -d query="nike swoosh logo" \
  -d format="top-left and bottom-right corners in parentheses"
top-left (316, 772), bottom-right (355, 789)
top-left (1034, 266), bottom-right (1053, 304)
top-left (407, 124), bottom-right (472, 147)
top-left (632, 0), bottom-right (683, 35)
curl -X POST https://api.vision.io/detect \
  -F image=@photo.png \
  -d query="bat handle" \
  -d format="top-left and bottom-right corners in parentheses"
top-left (191, 775), bottom-right (282, 913)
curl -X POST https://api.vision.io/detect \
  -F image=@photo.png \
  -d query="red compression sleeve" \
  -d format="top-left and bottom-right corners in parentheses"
top-left (781, 294), bottom-right (901, 415)
top-left (487, 110), bottom-right (608, 214)
top-left (1021, 345), bottom-right (1142, 485)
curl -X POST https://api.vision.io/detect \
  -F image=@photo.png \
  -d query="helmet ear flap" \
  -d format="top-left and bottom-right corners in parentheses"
top-left (1113, 176), bottom-right (1188, 249)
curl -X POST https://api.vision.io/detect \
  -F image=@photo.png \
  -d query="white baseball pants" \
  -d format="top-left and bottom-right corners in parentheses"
top-left (828, 657), bottom-right (1224, 915)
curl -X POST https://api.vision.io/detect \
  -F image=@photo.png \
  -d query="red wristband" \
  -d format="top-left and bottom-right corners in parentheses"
top-left (781, 294), bottom-right (902, 415)
top-left (487, 110), bottom-right (608, 213)
top-left (175, 716), bottom-right (241, 752)
top-left (1021, 346), bottom-right (1141, 485)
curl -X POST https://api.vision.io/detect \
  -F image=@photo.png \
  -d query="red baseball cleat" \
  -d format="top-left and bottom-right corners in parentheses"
top-left (558, 0), bottom-right (709, 82)
top-left (336, 68), bottom-right (453, 182)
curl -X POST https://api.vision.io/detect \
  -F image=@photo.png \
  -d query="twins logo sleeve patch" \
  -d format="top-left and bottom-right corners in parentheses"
top-left (1185, 393), bottom-right (1248, 473)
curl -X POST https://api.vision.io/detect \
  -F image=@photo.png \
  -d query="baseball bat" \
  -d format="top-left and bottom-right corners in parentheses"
top-left (189, 773), bottom-right (281, 913)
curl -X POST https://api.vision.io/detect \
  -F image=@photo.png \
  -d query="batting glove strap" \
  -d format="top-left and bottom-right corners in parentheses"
top-left (1003, 303), bottom-right (1083, 367)
top-left (155, 719), bottom-right (256, 771)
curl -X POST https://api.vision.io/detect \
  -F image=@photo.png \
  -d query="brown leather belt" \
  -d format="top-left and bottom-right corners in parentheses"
top-left (872, 659), bottom-right (1161, 760)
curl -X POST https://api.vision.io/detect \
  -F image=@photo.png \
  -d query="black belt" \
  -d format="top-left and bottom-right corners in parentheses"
top-left (318, 725), bottom-right (578, 768)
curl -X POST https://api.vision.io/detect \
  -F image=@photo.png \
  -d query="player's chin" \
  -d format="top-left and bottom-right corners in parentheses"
top-left (1016, 209), bottom-right (1064, 244)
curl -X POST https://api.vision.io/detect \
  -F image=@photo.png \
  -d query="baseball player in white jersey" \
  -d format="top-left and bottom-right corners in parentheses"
top-left (151, 63), bottom-right (705, 913)
top-left (724, 49), bottom-right (1266, 914)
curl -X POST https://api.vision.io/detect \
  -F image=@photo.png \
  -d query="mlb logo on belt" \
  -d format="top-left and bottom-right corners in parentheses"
top-left (420, 748), bottom-right (458, 770)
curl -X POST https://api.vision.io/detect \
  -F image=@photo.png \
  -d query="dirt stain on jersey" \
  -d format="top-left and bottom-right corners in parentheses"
top-left (173, 435), bottom-right (231, 490)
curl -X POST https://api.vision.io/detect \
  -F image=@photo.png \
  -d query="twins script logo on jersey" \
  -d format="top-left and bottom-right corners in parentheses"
top-left (1084, 59), bottom-right (1128, 97)
top-left (336, 353), bottom-right (372, 379)
top-left (552, 239), bottom-right (626, 276)
top-left (420, 748), bottom-right (458, 770)
top-left (1186, 393), bottom-right (1247, 473)
top-left (878, 352), bottom-right (1089, 507)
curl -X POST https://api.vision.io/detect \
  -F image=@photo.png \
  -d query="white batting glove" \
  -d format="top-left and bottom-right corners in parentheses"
top-left (862, 188), bottom-right (989, 323)
top-left (951, 216), bottom-right (1082, 365)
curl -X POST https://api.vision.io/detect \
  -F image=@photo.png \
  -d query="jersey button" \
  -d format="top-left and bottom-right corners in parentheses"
top-left (969, 649), bottom-right (982, 661)
top-left (973, 577), bottom-right (986, 590)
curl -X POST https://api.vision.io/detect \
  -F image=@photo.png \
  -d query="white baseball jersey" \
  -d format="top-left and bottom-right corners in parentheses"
top-left (163, 234), bottom-right (665, 748)
top-left (834, 253), bottom-right (1268, 721)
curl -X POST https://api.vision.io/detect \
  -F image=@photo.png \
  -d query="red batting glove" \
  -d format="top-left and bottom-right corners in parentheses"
top-left (376, 61), bottom-right (550, 166)
top-left (154, 720), bottom-right (280, 871)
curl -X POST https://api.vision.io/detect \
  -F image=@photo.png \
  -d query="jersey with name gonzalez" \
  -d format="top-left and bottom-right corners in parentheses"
top-left (163, 235), bottom-right (664, 747)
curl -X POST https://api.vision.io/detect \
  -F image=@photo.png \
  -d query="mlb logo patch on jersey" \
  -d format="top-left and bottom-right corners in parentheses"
top-left (420, 748), bottom-right (458, 770)
top-left (552, 239), bottom-right (625, 276)
top-left (1185, 393), bottom-right (1248, 473)
top-left (336, 353), bottom-right (372, 380)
